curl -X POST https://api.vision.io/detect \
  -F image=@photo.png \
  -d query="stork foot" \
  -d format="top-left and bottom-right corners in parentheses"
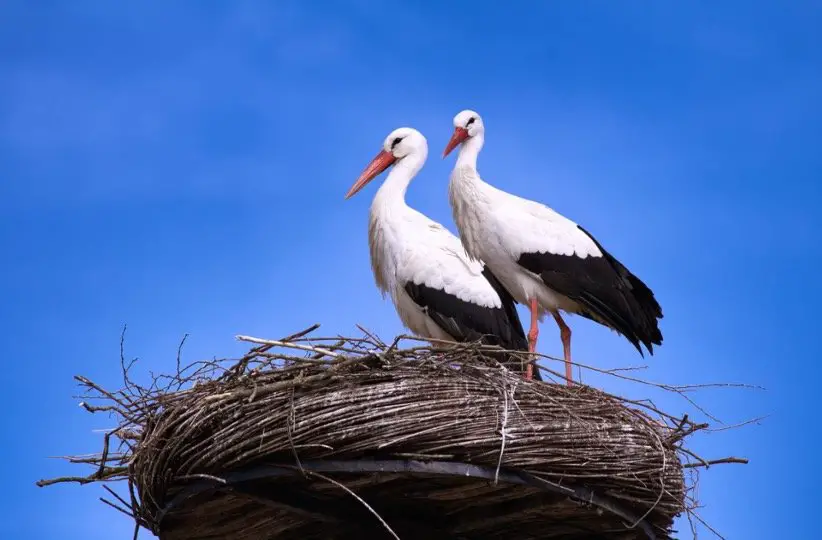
top-left (551, 312), bottom-right (573, 386)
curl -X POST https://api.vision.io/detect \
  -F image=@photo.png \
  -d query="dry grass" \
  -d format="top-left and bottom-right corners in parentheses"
top-left (38, 324), bottom-right (750, 540)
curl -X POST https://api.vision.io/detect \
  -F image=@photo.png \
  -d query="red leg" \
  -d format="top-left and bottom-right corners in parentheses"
top-left (552, 312), bottom-right (573, 386)
top-left (526, 297), bottom-right (539, 380)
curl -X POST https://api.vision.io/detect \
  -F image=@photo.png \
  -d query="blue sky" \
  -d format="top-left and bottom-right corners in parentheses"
top-left (1, 1), bottom-right (820, 538)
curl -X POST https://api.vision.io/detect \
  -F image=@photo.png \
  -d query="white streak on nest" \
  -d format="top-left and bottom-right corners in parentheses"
top-left (494, 380), bottom-right (514, 484)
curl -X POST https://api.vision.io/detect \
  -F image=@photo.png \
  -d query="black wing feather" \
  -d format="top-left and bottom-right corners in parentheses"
top-left (517, 225), bottom-right (663, 356)
top-left (404, 267), bottom-right (542, 380)
top-left (480, 267), bottom-right (528, 350)
top-left (481, 267), bottom-right (544, 381)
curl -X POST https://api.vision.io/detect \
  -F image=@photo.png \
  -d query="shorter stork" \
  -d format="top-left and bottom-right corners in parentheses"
top-left (443, 110), bottom-right (663, 384)
top-left (345, 127), bottom-right (541, 380)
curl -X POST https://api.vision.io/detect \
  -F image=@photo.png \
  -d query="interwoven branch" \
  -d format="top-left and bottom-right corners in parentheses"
top-left (37, 324), bottom-right (751, 540)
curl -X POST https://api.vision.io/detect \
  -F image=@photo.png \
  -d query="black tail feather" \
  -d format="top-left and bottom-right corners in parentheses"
top-left (518, 226), bottom-right (664, 357)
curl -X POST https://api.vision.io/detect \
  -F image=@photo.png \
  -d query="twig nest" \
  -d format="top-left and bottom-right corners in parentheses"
top-left (41, 329), bottom-right (753, 539)
top-left (132, 346), bottom-right (685, 539)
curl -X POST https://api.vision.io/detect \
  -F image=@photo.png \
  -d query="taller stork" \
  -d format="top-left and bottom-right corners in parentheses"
top-left (443, 110), bottom-right (663, 384)
top-left (345, 126), bottom-right (541, 380)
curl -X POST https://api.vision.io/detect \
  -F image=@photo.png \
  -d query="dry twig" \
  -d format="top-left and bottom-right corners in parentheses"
top-left (37, 325), bottom-right (754, 540)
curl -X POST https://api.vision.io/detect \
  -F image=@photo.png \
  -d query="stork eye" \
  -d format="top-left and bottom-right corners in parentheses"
top-left (466, 117), bottom-right (476, 126)
top-left (391, 137), bottom-right (403, 148)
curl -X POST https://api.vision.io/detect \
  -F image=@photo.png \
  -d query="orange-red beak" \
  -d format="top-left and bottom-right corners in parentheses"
top-left (344, 149), bottom-right (397, 200)
top-left (442, 127), bottom-right (469, 158)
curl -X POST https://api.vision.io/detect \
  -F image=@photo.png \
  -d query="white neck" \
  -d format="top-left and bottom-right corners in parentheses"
top-left (367, 150), bottom-right (427, 297)
top-left (447, 134), bottom-right (491, 263)
top-left (372, 151), bottom-right (426, 212)
top-left (455, 133), bottom-right (484, 170)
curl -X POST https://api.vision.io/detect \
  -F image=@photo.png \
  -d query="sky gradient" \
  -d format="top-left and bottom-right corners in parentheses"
top-left (2, 1), bottom-right (820, 538)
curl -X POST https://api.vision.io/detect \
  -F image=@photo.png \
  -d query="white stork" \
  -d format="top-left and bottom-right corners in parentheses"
top-left (442, 110), bottom-right (663, 385)
top-left (345, 126), bottom-right (542, 380)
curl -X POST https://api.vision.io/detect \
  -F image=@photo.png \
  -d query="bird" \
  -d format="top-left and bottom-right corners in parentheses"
top-left (442, 110), bottom-right (663, 385)
top-left (344, 126), bottom-right (542, 380)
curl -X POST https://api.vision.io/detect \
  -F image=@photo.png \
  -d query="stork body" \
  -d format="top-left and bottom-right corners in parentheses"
top-left (443, 111), bottom-right (663, 384)
top-left (345, 127), bottom-right (541, 380)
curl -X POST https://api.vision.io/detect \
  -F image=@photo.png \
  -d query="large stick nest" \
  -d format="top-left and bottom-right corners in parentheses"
top-left (38, 325), bottom-right (749, 540)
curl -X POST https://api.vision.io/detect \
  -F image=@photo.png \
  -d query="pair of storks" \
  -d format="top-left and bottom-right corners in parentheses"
top-left (344, 110), bottom-right (663, 384)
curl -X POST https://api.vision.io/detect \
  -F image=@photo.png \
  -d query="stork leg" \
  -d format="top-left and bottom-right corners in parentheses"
top-left (525, 297), bottom-right (540, 380)
top-left (552, 312), bottom-right (573, 386)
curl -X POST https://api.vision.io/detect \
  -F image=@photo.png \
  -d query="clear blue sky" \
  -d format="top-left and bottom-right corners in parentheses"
top-left (1, 2), bottom-right (819, 538)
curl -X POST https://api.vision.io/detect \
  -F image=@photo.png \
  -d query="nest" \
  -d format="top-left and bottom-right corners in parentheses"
top-left (38, 325), bottom-right (748, 540)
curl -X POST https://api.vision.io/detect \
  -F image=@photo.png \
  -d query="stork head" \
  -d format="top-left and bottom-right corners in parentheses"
top-left (345, 127), bottom-right (427, 199)
top-left (443, 110), bottom-right (484, 158)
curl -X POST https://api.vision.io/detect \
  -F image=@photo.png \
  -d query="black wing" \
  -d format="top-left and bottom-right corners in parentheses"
top-left (517, 225), bottom-right (663, 356)
top-left (481, 267), bottom-right (543, 381)
top-left (404, 266), bottom-right (542, 380)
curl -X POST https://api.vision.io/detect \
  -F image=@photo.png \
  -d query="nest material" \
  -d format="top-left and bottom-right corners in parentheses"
top-left (38, 327), bottom-right (748, 540)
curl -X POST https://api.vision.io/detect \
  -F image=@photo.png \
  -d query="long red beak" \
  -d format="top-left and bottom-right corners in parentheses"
top-left (345, 149), bottom-right (397, 200)
top-left (442, 127), bottom-right (469, 158)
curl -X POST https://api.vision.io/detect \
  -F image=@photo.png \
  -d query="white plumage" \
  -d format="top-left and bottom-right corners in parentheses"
top-left (345, 127), bottom-right (538, 379)
top-left (443, 110), bottom-right (663, 384)
top-left (369, 184), bottom-right (502, 340)
top-left (449, 164), bottom-right (603, 315)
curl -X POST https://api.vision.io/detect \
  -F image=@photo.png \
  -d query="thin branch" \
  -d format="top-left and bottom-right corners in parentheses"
top-left (236, 335), bottom-right (340, 358)
top-left (295, 468), bottom-right (400, 540)
top-left (100, 496), bottom-right (135, 519)
top-left (682, 457), bottom-right (749, 469)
